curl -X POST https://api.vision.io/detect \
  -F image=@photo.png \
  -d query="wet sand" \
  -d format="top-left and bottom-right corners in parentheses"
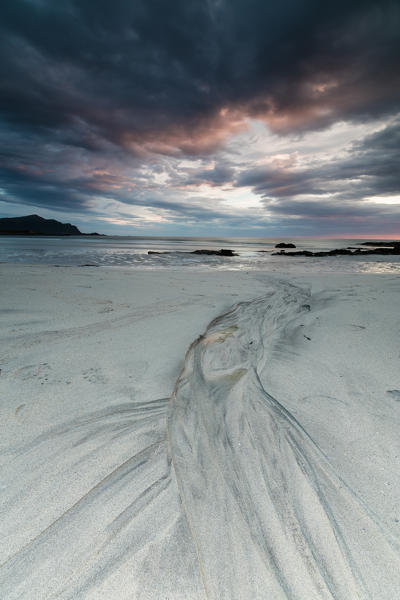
top-left (0, 264), bottom-right (399, 598)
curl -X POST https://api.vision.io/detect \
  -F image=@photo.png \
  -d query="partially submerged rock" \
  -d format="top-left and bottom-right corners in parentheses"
top-left (273, 243), bottom-right (400, 257)
top-left (361, 241), bottom-right (400, 247)
top-left (275, 242), bottom-right (296, 248)
top-left (148, 248), bottom-right (238, 256)
top-left (191, 249), bottom-right (238, 256)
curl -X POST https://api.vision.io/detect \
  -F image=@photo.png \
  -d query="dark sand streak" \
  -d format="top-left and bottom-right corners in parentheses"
top-left (168, 282), bottom-right (400, 599)
top-left (1, 281), bottom-right (399, 598)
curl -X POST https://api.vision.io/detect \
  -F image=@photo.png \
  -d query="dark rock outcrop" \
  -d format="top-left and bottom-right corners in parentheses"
top-left (191, 249), bottom-right (238, 256)
top-left (273, 242), bottom-right (400, 257)
top-left (361, 241), bottom-right (400, 247)
top-left (275, 242), bottom-right (296, 248)
top-left (148, 248), bottom-right (238, 256)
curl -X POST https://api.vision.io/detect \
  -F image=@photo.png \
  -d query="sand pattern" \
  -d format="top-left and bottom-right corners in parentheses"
top-left (168, 282), bottom-right (400, 599)
top-left (0, 397), bottom-right (204, 599)
top-left (1, 271), bottom-right (399, 598)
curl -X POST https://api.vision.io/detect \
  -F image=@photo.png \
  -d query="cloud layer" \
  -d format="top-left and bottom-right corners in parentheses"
top-left (0, 0), bottom-right (399, 234)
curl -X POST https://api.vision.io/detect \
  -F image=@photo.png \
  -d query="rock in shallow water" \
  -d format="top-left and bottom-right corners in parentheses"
top-left (148, 248), bottom-right (238, 256)
top-left (191, 248), bottom-right (238, 256)
top-left (273, 244), bottom-right (400, 257)
top-left (275, 242), bottom-right (296, 248)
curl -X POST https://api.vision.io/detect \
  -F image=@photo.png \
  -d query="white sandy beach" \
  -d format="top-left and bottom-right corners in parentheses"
top-left (0, 263), bottom-right (399, 599)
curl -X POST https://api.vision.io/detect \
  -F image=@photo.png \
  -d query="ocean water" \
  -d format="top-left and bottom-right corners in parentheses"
top-left (1, 235), bottom-right (399, 273)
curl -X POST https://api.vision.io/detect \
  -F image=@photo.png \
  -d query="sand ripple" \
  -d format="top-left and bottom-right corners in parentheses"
top-left (168, 282), bottom-right (400, 599)
top-left (1, 280), bottom-right (399, 598)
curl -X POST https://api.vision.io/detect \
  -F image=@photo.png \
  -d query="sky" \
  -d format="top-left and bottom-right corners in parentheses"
top-left (0, 0), bottom-right (399, 237)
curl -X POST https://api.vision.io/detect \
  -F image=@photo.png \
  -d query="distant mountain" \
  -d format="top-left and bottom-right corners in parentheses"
top-left (0, 214), bottom-right (99, 236)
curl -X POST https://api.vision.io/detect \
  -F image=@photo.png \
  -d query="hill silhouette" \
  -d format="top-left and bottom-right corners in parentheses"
top-left (0, 215), bottom-right (98, 236)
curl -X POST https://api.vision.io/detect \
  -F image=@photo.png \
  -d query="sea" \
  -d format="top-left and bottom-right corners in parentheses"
top-left (1, 235), bottom-right (400, 273)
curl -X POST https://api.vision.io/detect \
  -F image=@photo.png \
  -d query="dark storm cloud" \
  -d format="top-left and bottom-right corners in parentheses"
top-left (1, 0), bottom-right (399, 147)
top-left (266, 199), bottom-right (400, 218)
top-left (0, 0), bottom-right (399, 230)
top-left (233, 119), bottom-right (400, 226)
top-left (237, 119), bottom-right (400, 198)
top-left (356, 119), bottom-right (400, 153)
top-left (0, 152), bottom-right (243, 225)
top-left (235, 167), bottom-right (324, 198)
top-left (182, 163), bottom-right (235, 186)
top-left (0, 163), bottom-right (90, 211)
